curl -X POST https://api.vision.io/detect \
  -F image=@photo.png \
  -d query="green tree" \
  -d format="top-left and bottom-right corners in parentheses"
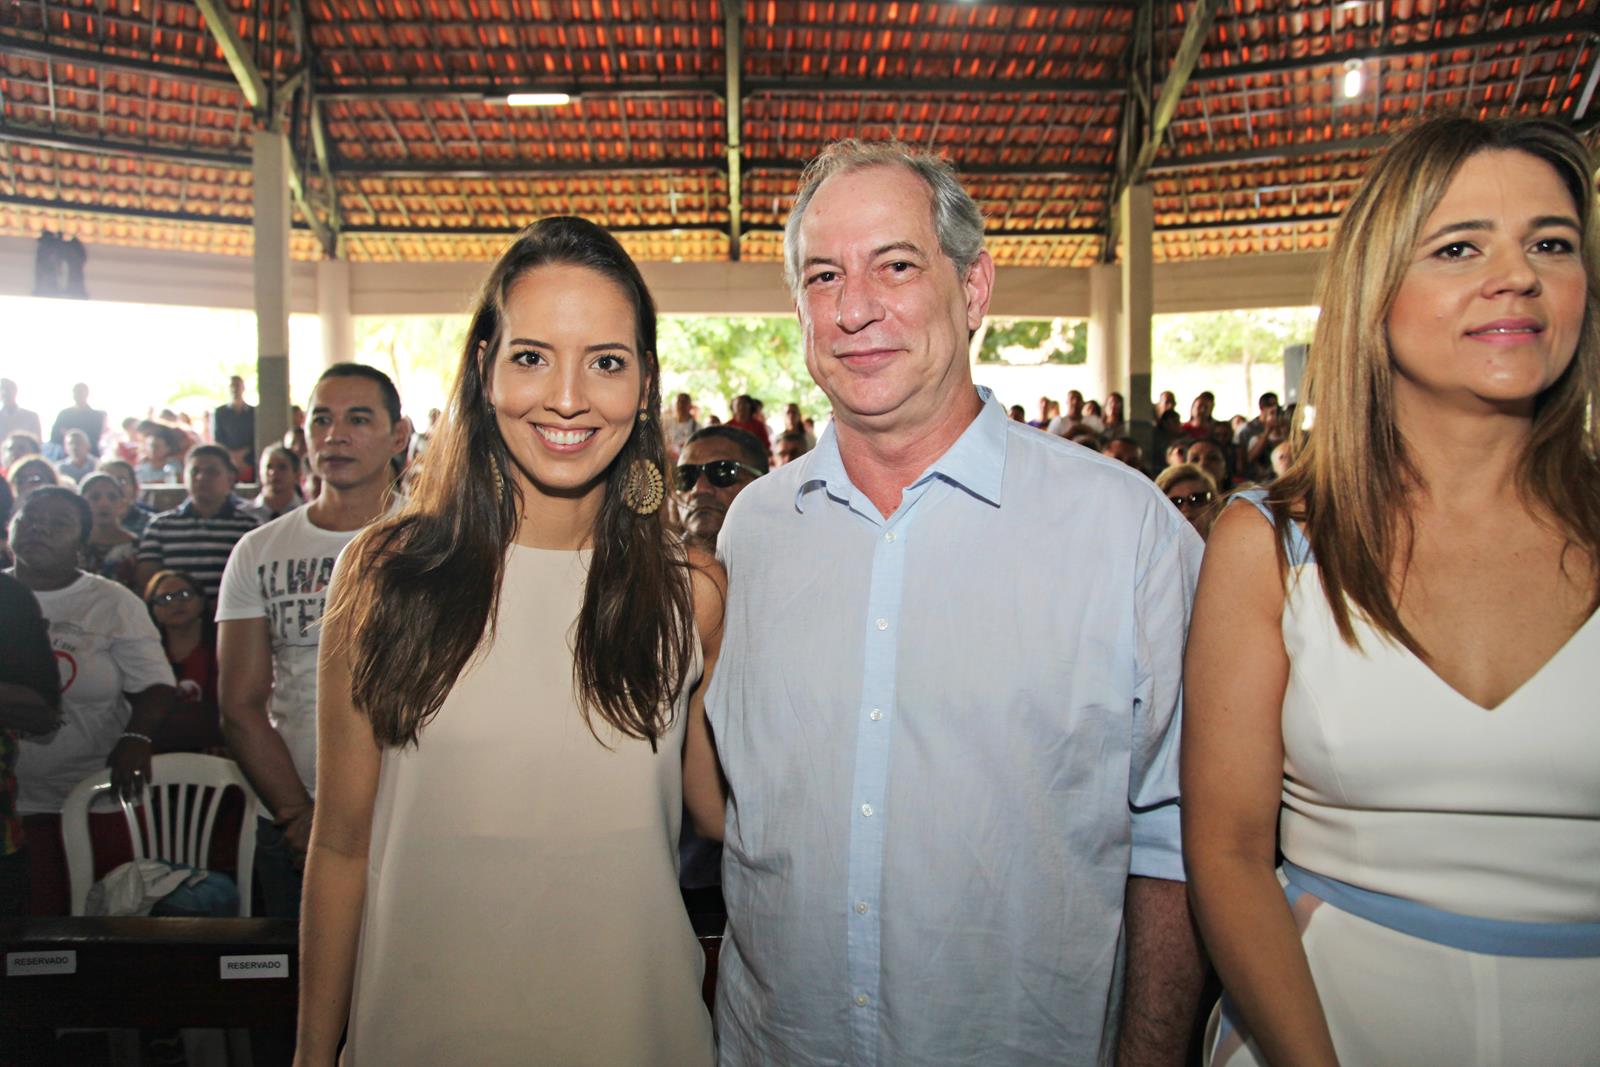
top-left (657, 316), bottom-right (826, 418)
top-left (973, 318), bottom-right (1086, 364)
top-left (1152, 308), bottom-right (1316, 367)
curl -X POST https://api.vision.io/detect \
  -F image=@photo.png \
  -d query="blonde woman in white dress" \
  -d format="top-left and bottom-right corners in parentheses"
top-left (1184, 117), bottom-right (1600, 1067)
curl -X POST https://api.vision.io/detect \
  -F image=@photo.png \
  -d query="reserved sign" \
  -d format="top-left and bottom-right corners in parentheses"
top-left (7, 950), bottom-right (77, 976)
top-left (219, 953), bottom-right (290, 980)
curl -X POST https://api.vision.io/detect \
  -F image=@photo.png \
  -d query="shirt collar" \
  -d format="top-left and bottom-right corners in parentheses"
top-left (178, 494), bottom-right (242, 519)
top-left (794, 386), bottom-right (1007, 514)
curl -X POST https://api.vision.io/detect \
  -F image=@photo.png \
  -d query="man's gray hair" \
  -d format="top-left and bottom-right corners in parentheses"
top-left (782, 140), bottom-right (986, 296)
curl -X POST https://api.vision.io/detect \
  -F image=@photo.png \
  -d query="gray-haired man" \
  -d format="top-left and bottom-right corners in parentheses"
top-left (707, 141), bottom-right (1205, 1065)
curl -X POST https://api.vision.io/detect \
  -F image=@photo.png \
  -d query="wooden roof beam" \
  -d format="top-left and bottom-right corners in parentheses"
top-left (0, 126), bottom-right (251, 168)
top-left (1127, 0), bottom-right (1214, 185)
top-left (1187, 15), bottom-right (1598, 85)
top-left (331, 158), bottom-right (723, 177)
top-left (0, 35), bottom-right (241, 91)
top-left (192, 0), bottom-right (269, 112)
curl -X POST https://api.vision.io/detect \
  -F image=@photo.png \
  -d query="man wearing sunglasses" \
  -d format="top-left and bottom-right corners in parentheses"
top-left (706, 142), bottom-right (1206, 1067)
top-left (673, 426), bottom-right (767, 553)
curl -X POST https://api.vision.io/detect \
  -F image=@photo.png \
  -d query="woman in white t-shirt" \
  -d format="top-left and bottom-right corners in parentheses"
top-left (6, 486), bottom-right (175, 913)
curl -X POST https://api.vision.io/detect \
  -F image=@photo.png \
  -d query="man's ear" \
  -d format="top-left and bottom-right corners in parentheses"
top-left (963, 249), bottom-right (996, 333)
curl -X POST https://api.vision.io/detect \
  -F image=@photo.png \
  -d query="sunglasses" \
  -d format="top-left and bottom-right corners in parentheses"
top-left (674, 460), bottom-right (763, 492)
top-left (150, 588), bottom-right (197, 607)
top-left (1168, 491), bottom-right (1214, 508)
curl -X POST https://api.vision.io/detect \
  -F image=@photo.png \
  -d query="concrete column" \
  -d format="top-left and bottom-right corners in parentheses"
top-left (1118, 183), bottom-right (1155, 429)
top-left (253, 129), bottom-right (292, 458)
top-left (1086, 262), bottom-right (1122, 404)
top-left (317, 258), bottom-right (355, 367)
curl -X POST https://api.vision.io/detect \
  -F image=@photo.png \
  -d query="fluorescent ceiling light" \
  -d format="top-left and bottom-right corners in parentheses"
top-left (1341, 59), bottom-right (1363, 99)
top-left (504, 92), bottom-right (572, 107)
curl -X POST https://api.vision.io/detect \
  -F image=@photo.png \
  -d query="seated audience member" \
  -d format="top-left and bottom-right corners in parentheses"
top-left (97, 458), bottom-right (155, 537)
top-left (675, 426), bottom-right (767, 553)
top-left (780, 402), bottom-right (816, 449)
top-left (8, 458), bottom-right (58, 503)
top-left (1155, 389), bottom-right (1178, 419)
top-left (1081, 399), bottom-right (1106, 434)
top-left (1186, 438), bottom-right (1231, 491)
top-left (143, 570), bottom-right (225, 755)
top-left (9, 487), bottom-right (175, 914)
top-left (4, 431), bottom-right (42, 472)
top-left (0, 378), bottom-right (43, 446)
top-left (0, 570), bottom-right (61, 915)
top-left (213, 375), bottom-right (256, 477)
top-left (282, 425), bottom-right (309, 465)
top-left (55, 430), bottom-right (96, 484)
top-left (1270, 439), bottom-right (1294, 480)
top-left (666, 392), bottom-right (699, 461)
top-left (1105, 435), bottom-right (1145, 471)
top-left (1102, 391), bottom-right (1127, 438)
top-left (774, 430), bottom-right (810, 466)
top-left (135, 445), bottom-right (260, 602)
top-left (726, 394), bottom-right (771, 453)
top-left (78, 473), bottom-right (140, 588)
top-left (1029, 396), bottom-right (1053, 429)
top-left (135, 420), bottom-right (185, 484)
top-left (1008, 404), bottom-right (1027, 423)
top-left (49, 383), bottom-right (106, 458)
top-left (245, 445), bottom-right (305, 523)
top-left (1240, 396), bottom-right (1289, 483)
top-left (1156, 462), bottom-right (1220, 540)
top-left (1164, 441), bottom-right (1189, 470)
top-left (112, 417), bottom-right (142, 466)
top-left (1182, 391), bottom-right (1220, 440)
top-left (1047, 389), bottom-right (1086, 435)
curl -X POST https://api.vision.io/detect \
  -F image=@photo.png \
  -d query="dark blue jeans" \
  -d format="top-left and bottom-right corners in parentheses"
top-left (253, 816), bottom-right (304, 919)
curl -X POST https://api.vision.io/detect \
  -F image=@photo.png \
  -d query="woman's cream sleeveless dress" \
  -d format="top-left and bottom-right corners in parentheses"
top-left (343, 545), bottom-right (714, 1065)
top-left (1210, 493), bottom-right (1600, 1067)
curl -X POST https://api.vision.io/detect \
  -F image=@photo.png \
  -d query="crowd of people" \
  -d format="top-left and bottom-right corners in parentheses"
top-left (3, 112), bottom-right (1598, 1067)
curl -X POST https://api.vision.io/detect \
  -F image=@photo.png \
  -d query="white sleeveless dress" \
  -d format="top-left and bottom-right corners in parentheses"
top-left (343, 546), bottom-right (715, 1065)
top-left (1211, 495), bottom-right (1600, 1067)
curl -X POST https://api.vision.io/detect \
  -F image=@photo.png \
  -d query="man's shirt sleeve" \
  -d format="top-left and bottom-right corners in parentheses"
top-left (135, 517), bottom-right (165, 565)
top-left (1128, 513), bottom-right (1205, 881)
top-left (214, 530), bottom-right (265, 622)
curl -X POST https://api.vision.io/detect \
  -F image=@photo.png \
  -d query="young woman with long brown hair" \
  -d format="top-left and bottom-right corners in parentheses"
top-left (295, 218), bottom-right (725, 1066)
top-left (1183, 117), bottom-right (1600, 1065)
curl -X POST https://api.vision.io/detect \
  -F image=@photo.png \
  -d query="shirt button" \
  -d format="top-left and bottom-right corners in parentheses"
top-left (884, 530), bottom-right (896, 543)
top-left (855, 901), bottom-right (869, 915)
top-left (860, 803), bottom-right (874, 817)
top-left (855, 994), bottom-right (869, 1007)
top-left (875, 618), bottom-right (888, 630)
top-left (869, 708), bottom-right (883, 721)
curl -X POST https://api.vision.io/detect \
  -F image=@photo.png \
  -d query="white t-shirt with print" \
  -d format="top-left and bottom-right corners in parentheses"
top-left (215, 507), bottom-right (363, 797)
top-left (15, 572), bottom-right (175, 814)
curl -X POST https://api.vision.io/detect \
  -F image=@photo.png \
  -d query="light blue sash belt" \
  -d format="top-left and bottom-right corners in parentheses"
top-left (1282, 861), bottom-right (1600, 959)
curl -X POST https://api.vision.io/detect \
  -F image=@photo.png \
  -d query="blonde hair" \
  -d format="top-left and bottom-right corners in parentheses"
top-left (1269, 116), bottom-right (1600, 655)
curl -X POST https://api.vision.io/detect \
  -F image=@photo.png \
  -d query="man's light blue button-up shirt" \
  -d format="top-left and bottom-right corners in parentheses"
top-left (708, 389), bottom-right (1202, 1067)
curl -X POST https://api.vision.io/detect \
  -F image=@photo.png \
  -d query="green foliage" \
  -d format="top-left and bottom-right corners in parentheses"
top-left (353, 315), bottom-right (469, 413)
top-left (974, 318), bottom-right (1086, 364)
top-left (657, 315), bottom-right (826, 417)
top-left (1153, 308), bottom-right (1317, 367)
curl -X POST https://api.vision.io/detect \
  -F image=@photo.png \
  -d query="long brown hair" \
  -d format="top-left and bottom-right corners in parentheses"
top-left (1269, 116), bottom-right (1600, 655)
top-left (329, 217), bottom-right (694, 748)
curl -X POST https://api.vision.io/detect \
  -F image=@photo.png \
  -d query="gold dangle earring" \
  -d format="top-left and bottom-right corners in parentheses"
top-left (621, 408), bottom-right (663, 515)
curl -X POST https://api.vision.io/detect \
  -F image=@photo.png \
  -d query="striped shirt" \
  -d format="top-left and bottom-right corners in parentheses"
top-left (136, 497), bottom-right (260, 599)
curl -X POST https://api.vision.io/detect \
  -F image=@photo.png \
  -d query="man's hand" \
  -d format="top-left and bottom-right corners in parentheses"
top-left (276, 802), bottom-right (316, 868)
top-left (107, 734), bottom-right (154, 801)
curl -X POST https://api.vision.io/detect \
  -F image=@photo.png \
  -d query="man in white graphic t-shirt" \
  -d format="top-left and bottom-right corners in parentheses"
top-left (217, 364), bottom-right (408, 918)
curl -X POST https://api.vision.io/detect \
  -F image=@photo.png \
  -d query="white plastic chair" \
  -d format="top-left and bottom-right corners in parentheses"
top-left (61, 752), bottom-right (261, 918)
top-left (60, 754), bottom-right (262, 1065)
